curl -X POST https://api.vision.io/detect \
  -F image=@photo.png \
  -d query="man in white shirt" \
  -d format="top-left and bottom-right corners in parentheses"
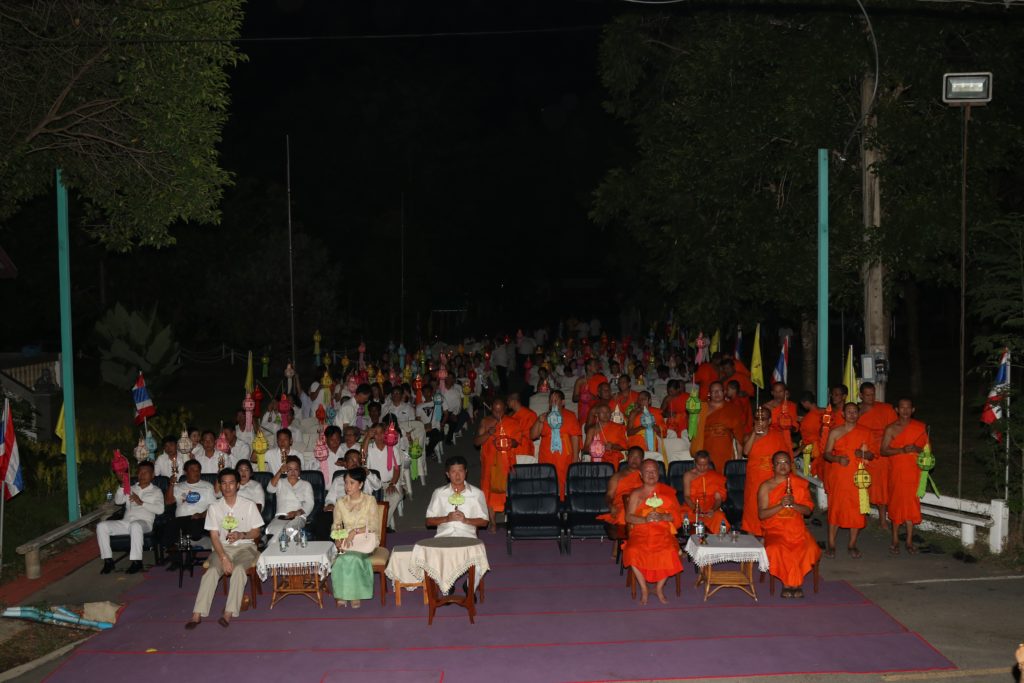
top-left (415, 385), bottom-right (444, 460)
top-left (441, 376), bottom-right (468, 444)
top-left (98, 461), bottom-right (165, 574)
top-left (163, 460), bottom-right (216, 556)
top-left (491, 340), bottom-right (510, 394)
top-left (333, 383), bottom-right (372, 434)
top-left (223, 424), bottom-right (251, 463)
top-left (382, 385), bottom-right (416, 423)
top-left (154, 436), bottom-right (182, 479)
top-left (365, 423), bottom-right (405, 530)
top-left (425, 456), bottom-right (489, 538)
top-left (185, 467), bottom-right (263, 629)
top-left (195, 430), bottom-right (231, 475)
top-left (234, 410), bottom-right (254, 446)
top-left (263, 428), bottom-right (303, 473)
top-left (265, 455), bottom-right (315, 537)
top-left (515, 333), bottom-right (537, 374)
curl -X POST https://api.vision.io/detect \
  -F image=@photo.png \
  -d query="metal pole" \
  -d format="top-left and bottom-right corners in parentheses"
top-left (286, 135), bottom-right (297, 367)
top-left (56, 169), bottom-right (80, 522)
top-left (817, 148), bottom-right (829, 408)
top-left (1005, 391), bottom-right (1010, 501)
top-left (400, 192), bottom-right (405, 346)
top-left (957, 106), bottom-right (970, 500)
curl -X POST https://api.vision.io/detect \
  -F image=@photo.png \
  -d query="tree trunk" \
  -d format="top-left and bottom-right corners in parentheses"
top-left (904, 280), bottom-right (923, 396)
top-left (801, 314), bottom-right (816, 398)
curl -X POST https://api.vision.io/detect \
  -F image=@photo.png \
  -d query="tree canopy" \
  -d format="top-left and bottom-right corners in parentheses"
top-left (0, 0), bottom-right (244, 250)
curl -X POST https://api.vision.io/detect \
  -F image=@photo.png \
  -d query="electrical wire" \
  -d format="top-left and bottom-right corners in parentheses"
top-left (839, 0), bottom-right (879, 162)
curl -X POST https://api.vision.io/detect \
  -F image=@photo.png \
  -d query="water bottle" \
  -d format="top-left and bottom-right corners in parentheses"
top-left (105, 491), bottom-right (113, 503)
top-left (694, 517), bottom-right (705, 542)
top-left (278, 533), bottom-right (288, 552)
top-left (682, 515), bottom-right (691, 537)
top-left (300, 529), bottom-right (308, 548)
top-left (719, 520), bottom-right (728, 538)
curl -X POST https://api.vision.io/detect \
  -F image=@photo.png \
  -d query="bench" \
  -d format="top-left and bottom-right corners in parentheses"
top-left (15, 502), bottom-right (117, 579)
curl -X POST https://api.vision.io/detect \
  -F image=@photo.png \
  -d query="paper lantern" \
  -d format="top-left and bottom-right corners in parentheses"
top-left (252, 429), bottom-right (269, 472)
top-left (177, 430), bottom-right (193, 459)
top-left (133, 437), bottom-right (148, 464)
top-left (917, 443), bottom-right (939, 497)
top-left (853, 461), bottom-right (872, 514)
top-left (278, 394), bottom-right (293, 428)
top-left (252, 385), bottom-right (264, 417)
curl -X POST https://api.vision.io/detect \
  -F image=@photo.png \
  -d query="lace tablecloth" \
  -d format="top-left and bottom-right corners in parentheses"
top-left (256, 540), bottom-right (337, 582)
top-left (684, 534), bottom-right (770, 573)
top-left (409, 537), bottom-right (489, 593)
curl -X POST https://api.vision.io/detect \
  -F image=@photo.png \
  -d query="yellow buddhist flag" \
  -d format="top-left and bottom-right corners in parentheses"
top-left (709, 329), bottom-right (720, 354)
top-left (55, 402), bottom-right (66, 455)
top-left (244, 350), bottom-right (254, 394)
top-left (750, 323), bottom-right (765, 390)
top-left (843, 345), bottom-right (860, 402)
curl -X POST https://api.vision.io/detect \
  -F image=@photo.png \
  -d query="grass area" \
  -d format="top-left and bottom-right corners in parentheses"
top-left (0, 495), bottom-right (83, 581)
top-left (0, 620), bottom-right (89, 672)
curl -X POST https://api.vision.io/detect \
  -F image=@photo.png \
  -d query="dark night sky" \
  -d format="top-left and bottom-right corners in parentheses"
top-left (219, 0), bottom-right (625, 332)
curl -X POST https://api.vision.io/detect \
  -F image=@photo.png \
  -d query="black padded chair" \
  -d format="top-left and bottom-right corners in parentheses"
top-left (251, 471), bottom-right (275, 525)
top-left (200, 473), bottom-right (219, 488)
top-left (562, 462), bottom-right (614, 553)
top-left (722, 460), bottom-right (747, 530)
top-left (505, 464), bottom-right (563, 554)
top-left (667, 461), bottom-right (696, 505)
top-left (108, 475), bottom-right (172, 566)
top-left (618, 458), bottom-right (667, 483)
top-left (299, 470), bottom-right (326, 535)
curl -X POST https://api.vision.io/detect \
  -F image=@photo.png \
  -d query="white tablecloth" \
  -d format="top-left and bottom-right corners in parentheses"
top-left (256, 540), bottom-right (337, 582)
top-left (684, 534), bottom-right (769, 573)
top-left (407, 537), bottom-right (489, 594)
top-left (384, 545), bottom-right (422, 588)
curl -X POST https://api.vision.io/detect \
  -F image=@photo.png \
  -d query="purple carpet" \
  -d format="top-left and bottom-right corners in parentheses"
top-left (46, 532), bottom-right (954, 682)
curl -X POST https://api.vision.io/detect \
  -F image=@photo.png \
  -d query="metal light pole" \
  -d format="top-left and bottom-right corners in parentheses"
top-left (817, 149), bottom-right (829, 408)
top-left (943, 72), bottom-right (992, 499)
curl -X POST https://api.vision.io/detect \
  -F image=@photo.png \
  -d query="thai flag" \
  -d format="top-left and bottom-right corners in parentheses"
top-left (981, 349), bottom-right (1011, 426)
top-left (133, 371), bottom-right (156, 425)
top-left (772, 336), bottom-right (789, 385)
top-left (0, 399), bottom-right (24, 500)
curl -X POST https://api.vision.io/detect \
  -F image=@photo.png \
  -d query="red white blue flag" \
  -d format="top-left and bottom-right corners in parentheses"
top-left (772, 336), bottom-right (789, 385)
top-left (981, 348), bottom-right (1011, 427)
top-left (132, 371), bottom-right (156, 425)
top-left (0, 399), bottom-right (24, 500)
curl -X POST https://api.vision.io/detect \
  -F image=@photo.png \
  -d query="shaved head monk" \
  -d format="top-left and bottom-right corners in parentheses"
top-left (691, 382), bottom-right (745, 473)
top-left (693, 353), bottom-right (722, 401)
top-left (507, 392), bottom-right (538, 459)
top-left (530, 390), bottom-right (582, 498)
top-left (765, 382), bottom-right (799, 453)
top-left (880, 398), bottom-right (927, 555)
top-left (680, 450), bottom-right (728, 532)
top-left (626, 391), bottom-right (666, 453)
top-left (597, 446), bottom-right (645, 556)
top-left (857, 382), bottom-right (898, 530)
top-left (758, 451), bottom-right (820, 598)
top-left (741, 406), bottom-right (791, 536)
top-left (623, 459), bottom-right (684, 605)
top-left (573, 358), bottom-right (608, 426)
top-left (823, 402), bottom-right (875, 559)
top-left (473, 398), bottom-right (523, 532)
top-left (584, 403), bottom-right (628, 464)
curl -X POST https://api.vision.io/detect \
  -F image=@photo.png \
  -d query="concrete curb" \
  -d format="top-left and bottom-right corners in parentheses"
top-left (0, 634), bottom-right (91, 682)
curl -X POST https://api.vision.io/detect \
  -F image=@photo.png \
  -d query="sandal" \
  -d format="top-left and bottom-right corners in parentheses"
top-left (350, 600), bottom-right (362, 609)
top-left (905, 544), bottom-right (918, 555)
top-left (217, 617), bottom-right (230, 628)
top-left (848, 546), bottom-right (862, 559)
top-left (780, 588), bottom-right (794, 598)
top-left (793, 588), bottom-right (805, 598)
top-left (889, 544), bottom-right (900, 556)
top-left (824, 546), bottom-right (836, 559)
top-left (335, 600), bottom-right (348, 608)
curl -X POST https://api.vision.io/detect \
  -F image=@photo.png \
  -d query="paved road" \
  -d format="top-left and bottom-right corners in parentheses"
top-left (11, 421), bottom-right (1023, 682)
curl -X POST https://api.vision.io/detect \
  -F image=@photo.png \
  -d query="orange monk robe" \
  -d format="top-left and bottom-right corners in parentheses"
top-left (510, 407), bottom-right (538, 454)
top-left (665, 393), bottom-right (690, 435)
top-left (578, 373), bottom-right (609, 424)
top-left (627, 407), bottom-right (667, 451)
top-left (730, 395), bottom-right (754, 437)
top-left (679, 469), bottom-right (729, 532)
top-left (857, 402), bottom-right (898, 505)
top-left (742, 429), bottom-right (791, 536)
top-left (693, 363), bottom-right (719, 401)
top-left (479, 416), bottom-right (528, 513)
top-left (622, 482), bottom-right (684, 582)
top-left (592, 421), bottom-right (628, 464)
top-left (610, 390), bottom-right (639, 416)
top-left (770, 400), bottom-right (800, 453)
top-left (799, 407), bottom-right (825, 479)
top-left (537, 409), bottom-right (583, 498)
top-left (887, 419), bottom-right (928, 526)
top-left (695, 402), bottom-right (745, 473)
top-left (817, 409), bottom-right (845, 492)
top-left (827, 426), bottom-right (872, 529)
top-left (596, 470), bottom-right (643, 526)
top-left (762, 476), bottom-right (821, 588)
top-left (723, 372), bottom-right (756, 399)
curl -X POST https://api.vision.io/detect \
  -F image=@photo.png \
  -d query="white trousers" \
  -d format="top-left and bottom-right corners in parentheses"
top-left (97, 519), bottom-right (153, 561)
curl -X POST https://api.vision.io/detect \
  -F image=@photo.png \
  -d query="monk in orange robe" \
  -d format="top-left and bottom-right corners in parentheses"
top-left (662, 380), bottom-right (690, 436)
top-left (857, 382), bottom-right (898, 529)
top-left (691, 382), bottom-right (744, 473)
top-left (881, 398), bottom-right (927, 554)
top-left (610, 375), bottom-right (639, 416)
top-left (720, 357), bottom-right (755, 398)
top-left (597, 446), bottom-right (644, 526)
top-left (725, 380), bottom-right (753, 437)
top-left (815, 386), bottom-right (849, 492)
top-left (758, 451), bottom-right (821, 597)
top-left (626, 391), bottom-right (667, 452)
top-left (473, 398), bottom-right (525, 530)
top-left (507, 392), bottom-right (538, 457)
top-left (573, 358), bottom-right (608, 426)
top-left (692, 354), bottom-right (721, 401)
top-left (623, 459), bottom-right (684, 605)
top-left (530, 389), bottom-right (582, 498)
top-left (741, 408), bottom-right (791, 536)
top-left (584, 403), bottom-right (628, 464)
top-left (798, 392), bottom-right (824, 478)
top-left (765, 382), bottom-right (799, 454)
top-left (679, 450), bottom-right (729, 532)
top-left (824, 403), bottom-right (874, 558)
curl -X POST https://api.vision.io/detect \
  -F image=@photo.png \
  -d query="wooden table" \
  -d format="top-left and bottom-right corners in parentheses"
top-left (256, 541), bottom-right (337, 609)
top-left (684, 534), bottom-right (769, 602)
top-left (411, 537), bottom-right (489, 625)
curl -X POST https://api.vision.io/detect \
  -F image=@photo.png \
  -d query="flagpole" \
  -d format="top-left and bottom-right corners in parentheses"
top-left (0, 400), bottom-right (8, 578)
top-left (1005, 391), bottom-right (1010, 501)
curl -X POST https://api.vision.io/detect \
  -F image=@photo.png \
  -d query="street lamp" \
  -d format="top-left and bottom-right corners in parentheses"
top-left (944, 72), bottom-right (991, 498)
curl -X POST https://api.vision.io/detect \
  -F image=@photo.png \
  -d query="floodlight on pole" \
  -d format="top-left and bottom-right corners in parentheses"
top-left (944, 72), bottom-right (991, 499)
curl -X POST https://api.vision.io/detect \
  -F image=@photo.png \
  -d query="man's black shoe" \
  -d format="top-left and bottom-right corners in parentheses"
top-left (126, 561), bottom-right (144, 574)
top-left (100, 559), bottom-right (115, 574)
